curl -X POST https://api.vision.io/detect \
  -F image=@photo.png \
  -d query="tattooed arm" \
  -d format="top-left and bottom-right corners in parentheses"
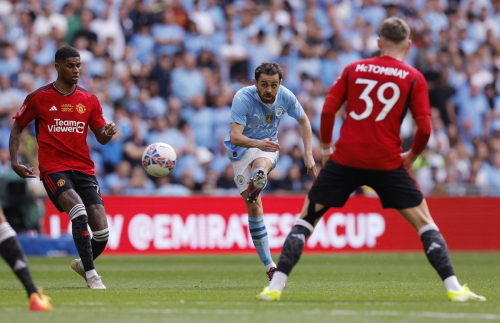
top-left (9, 120), bottom-right (35, 178)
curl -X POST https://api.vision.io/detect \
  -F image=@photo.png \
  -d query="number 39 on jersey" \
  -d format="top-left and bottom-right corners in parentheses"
top-left (350, 78), bottom-right (401, 122)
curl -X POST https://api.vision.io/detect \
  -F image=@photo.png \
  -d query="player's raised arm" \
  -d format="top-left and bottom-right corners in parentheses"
top-left (92, 121), bottom-right (118, 145)
top-left (9, 120), bottom-right (35, 178)
top-left (230, 122), bottom-right (280, 152)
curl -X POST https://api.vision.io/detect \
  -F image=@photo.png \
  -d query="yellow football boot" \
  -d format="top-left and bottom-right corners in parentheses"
top-left (448, 284), bottom-right (486, 302)
top-left (255, 287), bottom-right (281, 301)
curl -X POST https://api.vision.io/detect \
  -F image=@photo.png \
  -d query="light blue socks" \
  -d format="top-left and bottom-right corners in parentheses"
top-left (248, 216), bottom-right (273, 266)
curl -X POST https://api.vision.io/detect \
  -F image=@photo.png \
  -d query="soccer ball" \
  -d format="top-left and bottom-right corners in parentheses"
top-left (141, 143), bottom-right (177, 177)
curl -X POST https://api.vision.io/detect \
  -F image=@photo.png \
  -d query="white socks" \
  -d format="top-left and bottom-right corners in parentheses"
top-left (265, 262), bottom-right (276, 272)
top-left (444, 275), bottom-right (462, 292)
top-left (0, 222), bottom-right (16, 243)
top-left (86, 269), bottom-right (98, 279)
top-left (269, 271), bottom-right (287, 294)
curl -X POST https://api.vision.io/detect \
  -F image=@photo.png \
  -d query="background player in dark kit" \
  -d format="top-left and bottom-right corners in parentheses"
top-left (0, 208), bottom-right (53, 311)
top-left (10, 46), bottom-right (118, 289)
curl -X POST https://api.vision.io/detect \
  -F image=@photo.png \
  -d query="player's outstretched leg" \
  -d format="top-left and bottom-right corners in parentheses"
top-left (69, 205), bottom-right (105, 289)
top-left (256, 198), bottom-right (328, 301)
top-left (244, 193), bottom-right (277, 280)
top-left (243, 158), bottom-right (277, 280)
top-left (0, 220), bottom-right (53, 311)
top-left (399, 200), bottom-right (486, 302)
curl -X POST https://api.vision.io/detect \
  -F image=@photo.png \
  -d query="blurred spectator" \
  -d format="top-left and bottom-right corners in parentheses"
top-left (455, 84), bottom-right (490, 145)
top-left (105, 160), bottom-right (131, 194)
top-left (0, 44), bottom-right (21, 78)
top-left (2, 0), bottom-right (500, 197)
top-left (152, 8), bottom-right (184, 57)
top-left (73, 9), bottom-right (98, 48)
top-left (181, 93), bottom-right (215, 151)
top-left (124, 166), bottom-right (155, 195)
top-left (171, 53), bottom-right (206, 102)
top-left (0, 168), bottom-right (45, 233)
top-left (123, 115), bottom-right (148, 168)
top-left (216, 164), bottom-right (236, 189)
top-left (219, 30), bottom-right (249, 82)
top-left (89, 3), bottom-right (125, 61)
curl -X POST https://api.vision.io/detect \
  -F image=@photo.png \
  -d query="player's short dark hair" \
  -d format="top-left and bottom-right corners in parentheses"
top-left (55, 46), bottom-right (80, 63)
top-left (255, 62), bottom-right (283, 81)
top-left (378, 17), bottom-right (410, 44)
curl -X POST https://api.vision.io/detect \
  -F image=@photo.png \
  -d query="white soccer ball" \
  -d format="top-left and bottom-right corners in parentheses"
top-left (141, 143), bottom-right (177, 177)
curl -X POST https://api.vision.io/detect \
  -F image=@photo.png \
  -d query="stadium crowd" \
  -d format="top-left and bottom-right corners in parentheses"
top-left (0, 0), bottom-right (500, 196)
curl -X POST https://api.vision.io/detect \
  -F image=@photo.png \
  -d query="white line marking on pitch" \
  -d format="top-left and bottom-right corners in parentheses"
top-left (330, 310), bottom-right (500, 320)
top-left (129, 308), bottom-right (253, 315)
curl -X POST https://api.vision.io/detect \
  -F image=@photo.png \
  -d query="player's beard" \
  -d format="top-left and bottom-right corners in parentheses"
top-left (258, 91), bottom-right (276, 104)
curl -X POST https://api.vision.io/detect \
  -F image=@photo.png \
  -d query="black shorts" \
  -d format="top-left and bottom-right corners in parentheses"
top-left (41, 170), bottom-right (103, 212)
top-left (309, 160), bottom-right (423, 209)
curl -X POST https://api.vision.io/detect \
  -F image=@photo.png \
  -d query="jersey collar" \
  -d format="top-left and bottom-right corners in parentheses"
top-left (51, 82), bottom-right (77, 96)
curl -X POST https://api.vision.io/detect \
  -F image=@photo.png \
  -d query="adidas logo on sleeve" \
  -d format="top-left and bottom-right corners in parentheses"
top-left (49, 106), bottom-right (57, 111)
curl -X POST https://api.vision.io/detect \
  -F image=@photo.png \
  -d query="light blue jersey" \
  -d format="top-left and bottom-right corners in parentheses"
top-left (224, 85), bottom-right (305, 161)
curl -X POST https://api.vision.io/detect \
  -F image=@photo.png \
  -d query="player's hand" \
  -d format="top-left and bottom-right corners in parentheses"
top-left (12, 163), bottom-right (36, 178)
top-left (104, 121), bottom-right (117, 137)
top-left (258, 138), bottom-right (280, 152)
top-left (400, 150), bottom-right (418, 169)
top-left (304, 154), bottom-right (317, 179)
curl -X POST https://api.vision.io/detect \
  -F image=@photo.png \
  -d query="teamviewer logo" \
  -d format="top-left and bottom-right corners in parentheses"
top-left (48, 119), bottom-right (86, 133)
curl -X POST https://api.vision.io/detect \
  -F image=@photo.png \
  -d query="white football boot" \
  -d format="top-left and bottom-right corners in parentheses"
top-left (70, 259), bottom-right (87, 282)
top-left (87, 275), bottom-right (106, 289)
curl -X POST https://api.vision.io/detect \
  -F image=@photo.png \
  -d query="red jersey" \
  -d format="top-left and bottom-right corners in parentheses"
top-left (321, 56), bottom-right (431, 170)
top-left (13, 84), bottom-right (107, 176)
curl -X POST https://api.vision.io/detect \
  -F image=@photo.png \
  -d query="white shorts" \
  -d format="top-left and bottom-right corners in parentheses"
top-left (232, 148), bottom-right (279, 194)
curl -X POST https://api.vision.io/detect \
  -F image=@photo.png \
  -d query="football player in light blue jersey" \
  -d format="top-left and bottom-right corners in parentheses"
top-left (224, 62), bottom-right (316, 281)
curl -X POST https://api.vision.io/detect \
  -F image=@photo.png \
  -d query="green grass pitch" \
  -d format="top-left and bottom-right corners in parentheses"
top-left (1, 254), bottom-right (499, 323)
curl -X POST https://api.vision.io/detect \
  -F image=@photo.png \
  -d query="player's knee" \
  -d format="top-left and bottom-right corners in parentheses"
top-left (59, 190), bottom-right (84, 213)
top-left (92, 228), bottom-right (109, 242)
top-left (302, 202), bottom-right (328, 227)
top-left (252, 158), bottom-right (271, 173)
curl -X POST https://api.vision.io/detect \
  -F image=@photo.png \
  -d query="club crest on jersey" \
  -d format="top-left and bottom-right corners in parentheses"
top-left (276, 107), bottom-right (283, 117)
top-left (265, 115), bottom-right (274, 123)
top-left (236, 175), bottom-right (245, 185)
top-left (57, 179), bottom-right (65, 187)
top-left (76, 103), bottom-right (86, 114)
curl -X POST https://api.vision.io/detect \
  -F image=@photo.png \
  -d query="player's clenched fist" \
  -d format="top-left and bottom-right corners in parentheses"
top-left (104, 121), bottom-right (117, 137)
top-left (258, 137), bottom-right (280, 152)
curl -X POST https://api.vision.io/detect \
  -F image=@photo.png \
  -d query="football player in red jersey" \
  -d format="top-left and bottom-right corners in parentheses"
top-left (9, 46), bottom-right (117, 289)
top-left (256, 18), bottom-right (485, 302)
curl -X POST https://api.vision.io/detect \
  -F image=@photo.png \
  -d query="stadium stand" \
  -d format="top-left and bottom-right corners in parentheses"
top-left (0, 0), bottom-right (500, 197)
